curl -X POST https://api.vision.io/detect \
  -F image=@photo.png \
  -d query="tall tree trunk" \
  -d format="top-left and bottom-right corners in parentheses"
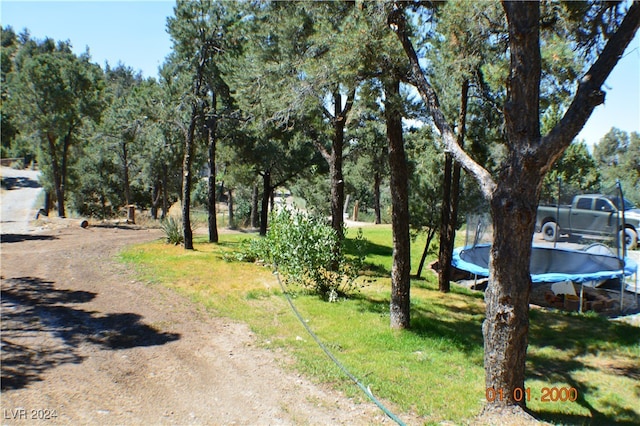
top-left (122, 141), bottom-right (130, 206)
top-left (46, 133), bottom-right (65, 218)
top-left (482, 2), bottom-right (541, 412)
top-left (270, 190), bottom-right (275, 212)
top-left (182, 105), bottom-right (198, 250)
top-left (100, 193), bottom-right (107, 219)
top-left (483, 180), bottom-right (538, 410)
top-left (330, 91), bottom-right (346, 242)
top-left (162, 164), bottom-right (168, 220)
top-left (438, 153), bottom-right (453, 289)
top-left (151, 180), bottom-right (161, 220)
top-left (182, 48), bottom-right (209, 249)
top-left (314, 89), bottom-right (355, 243)
top-left (227, 189), bottom-right (235, 229)
top-left (218, 180), bottom-right (225, 202)
top-left (53, 173), bottom-right (64, 218)
top-left (60, 131), bottom-right (72, 218)
top-left (259, 171), bottom-right (271, 236)
top-left (438, 79), bottom-right (469, 292)
top-left (251, 182), bottom-right (259, 229)
top-left (207, 126), bottom-right (219, 243)
top-left (329, 149), bottom-right (344, 240)
top-left (385, 77), bottom-right (411, 330)
top-left (373, 169), bottom-right (382, 224)
top-left (44, 191), bottom-right (51, 215)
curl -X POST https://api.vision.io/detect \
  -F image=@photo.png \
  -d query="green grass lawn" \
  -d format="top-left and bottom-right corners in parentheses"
top-left (120, 225), bottom-right (640, 425)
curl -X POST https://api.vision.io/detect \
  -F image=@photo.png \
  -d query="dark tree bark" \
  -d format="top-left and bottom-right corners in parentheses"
top-left (181, 104), bottom-right (198, 250)
top-left (151, 180), bottom-right (161, 220)
top-left (122, 141), bottom-right (130, 206)
top-left (227, 189), bottom-right (235, 229)
top-left (206, 90), bottom-right (219, 243)
top-left (329, 147), bottom-right (345, 239)
top-left (373, 169), bottom-right (382, 224)
top-left (46, 132), bottom-right (66, 218)
top-left (438, 79), bottom-right (469, 293)
top-left (330, 90), bottom-right (346, 242)
top-left (259, 170), bottom-right (271, 236)
top-left (385, 76), bottom-right (411, 330)
top-left (257, 170), bottom-right (298, 235)
top-left (270, 189), bottom-right (275, 212)
top-left (161, 164), bottom-right (168, 220)
top-left (181, 48), bottom-right (209, 250)
top-left (251, 182), bottom-right (259, 229)
top-left (438, 152), bottom-right (453, 288)
top-left (315, 89), bottom-right (355, 244)
top-left (480, 4), bottom-right (542, 410)
top-left (60, 131), bottom-right (72, 218)
top-left (43, 191), bottom-right (52, 215)
top-left (100, 193), bottom-right (107, 219)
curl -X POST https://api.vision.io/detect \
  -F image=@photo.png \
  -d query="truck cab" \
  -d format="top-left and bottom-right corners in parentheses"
top-left (571, 195), bottom-right (618, 235)
top-left (536, 194), bottom-right (639, 250)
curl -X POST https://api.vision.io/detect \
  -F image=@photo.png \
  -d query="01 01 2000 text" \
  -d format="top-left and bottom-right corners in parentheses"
top-left (486, 386), bottom-right (578, 403)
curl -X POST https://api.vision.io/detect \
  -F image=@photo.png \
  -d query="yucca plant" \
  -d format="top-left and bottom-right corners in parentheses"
top-left (161, 216), bottom-right (184, 245)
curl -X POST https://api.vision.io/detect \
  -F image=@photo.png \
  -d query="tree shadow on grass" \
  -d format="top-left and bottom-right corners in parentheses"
top-left (527, 353), bottom-right (640, 425)
top-left (344, 238), bottom-right (392, 258)
top-left (527, 309), bottom-right (640, 425)
top-left (527, 350), bottom-right (640, 425)
top-left (351, 293), bottom-right (389, 316)
top-left (528, 309), bottom-right (640, 353)
top-left (359, 263), bottom-right (390, 277)
top-left (1, 276), bottom-right (180, 391)
top-left (351, 288), bottom-right (639, 423)
top-left (532, 409), bottom-right (640, 426)
top-left (344, 238), bottom-right (393, 277)
top-left (410, 303), bottom-right (485, 356)
top-left (350, 292), bottom-right (484, 357)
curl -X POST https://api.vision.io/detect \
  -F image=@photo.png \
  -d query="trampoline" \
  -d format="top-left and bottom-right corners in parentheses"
top-left (452, 244), bottom-right (638, 284)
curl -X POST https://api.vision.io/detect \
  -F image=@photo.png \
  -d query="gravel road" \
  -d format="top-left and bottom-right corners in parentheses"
top-left (1, 166), bottom-right (43, 234)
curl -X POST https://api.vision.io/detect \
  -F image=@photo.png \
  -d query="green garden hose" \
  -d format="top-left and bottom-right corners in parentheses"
top-left (272, 267), bottom-right (406, 426)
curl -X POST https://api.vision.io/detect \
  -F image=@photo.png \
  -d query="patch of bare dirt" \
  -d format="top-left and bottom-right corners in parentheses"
top-left (472, 405), bottom-right (549, 426)
top-left (1, 225), bottom-right (395, 425)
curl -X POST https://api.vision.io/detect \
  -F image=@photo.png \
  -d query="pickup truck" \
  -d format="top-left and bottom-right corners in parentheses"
top-left (536, 194), bottom-right (639, 250)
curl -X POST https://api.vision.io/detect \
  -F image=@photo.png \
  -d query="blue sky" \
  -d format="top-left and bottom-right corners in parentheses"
top-left (1, 1), bottom-right (175, 78)
top-left (2, 1), bottom-right (638, 148)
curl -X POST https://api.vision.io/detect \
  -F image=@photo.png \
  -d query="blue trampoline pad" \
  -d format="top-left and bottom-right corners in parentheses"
top-left (452, 244), bottom-right (638, 283)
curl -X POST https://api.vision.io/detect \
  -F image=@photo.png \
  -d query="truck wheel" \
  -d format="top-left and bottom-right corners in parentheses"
top-left (621, 228), bottom-right (638, 250)
top-left (541, 222), bottom-right (559, 242)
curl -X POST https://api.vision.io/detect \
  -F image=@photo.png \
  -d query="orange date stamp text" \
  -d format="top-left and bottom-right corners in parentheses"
top-left (486, 386), bottom-right (578, 403)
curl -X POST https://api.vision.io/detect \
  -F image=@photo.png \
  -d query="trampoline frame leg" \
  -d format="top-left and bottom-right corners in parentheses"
top-left (579, 283), bottom-right (584, 314)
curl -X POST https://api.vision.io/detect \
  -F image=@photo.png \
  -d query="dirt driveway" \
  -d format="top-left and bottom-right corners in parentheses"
top-left (1, 169), bottom-right (391, 425)
top-left (1, 225), bottom-right (394, 425)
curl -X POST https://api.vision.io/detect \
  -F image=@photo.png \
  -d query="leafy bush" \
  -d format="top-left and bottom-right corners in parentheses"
top-left (247, 208), bottom-right (365, 300)
top-left (161, 216), bottom-right (184, 245)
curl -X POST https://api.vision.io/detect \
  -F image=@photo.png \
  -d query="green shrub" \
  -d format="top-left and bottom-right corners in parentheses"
top-left (247, 208), bottom-right (365, 300)
top-left (161, 216), bottom-right (184, 245)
